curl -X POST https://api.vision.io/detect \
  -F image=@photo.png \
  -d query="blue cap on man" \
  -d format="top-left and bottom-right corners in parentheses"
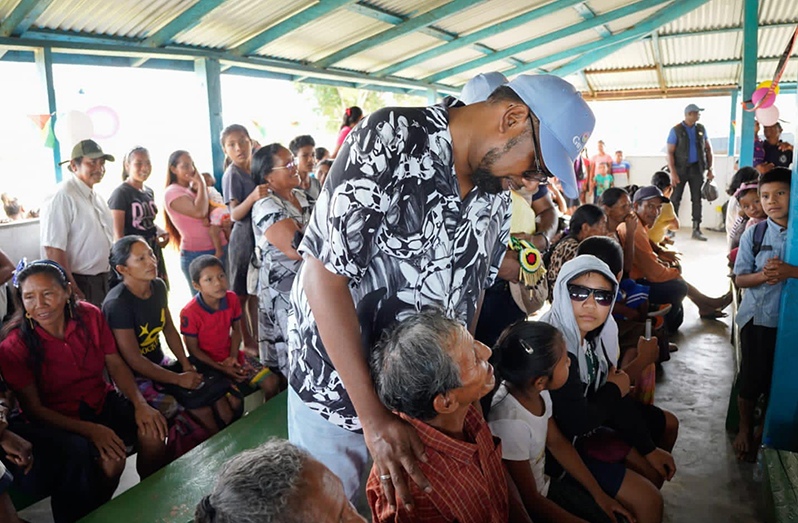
top-left (506, 74), bottom-right (596, 199)
top-left (684, 103), bottom-right (704, 114)
top-left (460, 72), bottom-right (508, 105)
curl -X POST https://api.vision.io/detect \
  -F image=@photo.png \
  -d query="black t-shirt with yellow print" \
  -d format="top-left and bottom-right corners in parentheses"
top-left (102, 278), bottom-right (168, 365)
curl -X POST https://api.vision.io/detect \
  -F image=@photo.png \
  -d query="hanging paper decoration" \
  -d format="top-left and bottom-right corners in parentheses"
top-left (27, 114), bottom-right (57, 150)
top-left (250, 119), bottom-right (267, 141)
top-left (86, 105), bottom-right (120, 139)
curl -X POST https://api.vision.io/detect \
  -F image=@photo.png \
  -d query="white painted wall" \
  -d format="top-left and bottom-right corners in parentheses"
top-left (0, 219), bottom-right (41, 265)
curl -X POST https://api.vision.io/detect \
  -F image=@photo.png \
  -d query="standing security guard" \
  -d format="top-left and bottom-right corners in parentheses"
top-left (666, 103), bottom-right (714, 241)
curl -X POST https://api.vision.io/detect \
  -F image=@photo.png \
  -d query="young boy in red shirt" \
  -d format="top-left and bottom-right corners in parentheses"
top-left (180, 255), bottom-right (274, 399)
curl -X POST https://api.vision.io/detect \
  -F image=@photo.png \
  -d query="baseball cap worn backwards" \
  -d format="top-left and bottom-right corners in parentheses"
top-left (460, 72), bottom-right (508, 105)
top-left (506, 74), bottom-right (595, 199)
top-left (684, 103), bottom-right (704, 114)
top-left (60, 139), bottom-right (115, 165)
top-left (633, 185), bottom-right (670, 204)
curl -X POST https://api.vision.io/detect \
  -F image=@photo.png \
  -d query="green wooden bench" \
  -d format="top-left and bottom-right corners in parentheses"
top-left (763, 448), bottom-right (798, 523)
top-left (77, 390), bottom-right (287, 523)
top-left (9, 388), bottom-right (270, 514)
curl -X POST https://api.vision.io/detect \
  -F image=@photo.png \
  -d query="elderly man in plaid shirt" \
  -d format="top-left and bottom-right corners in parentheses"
top-left (366, 309), bottom-right (531, 523)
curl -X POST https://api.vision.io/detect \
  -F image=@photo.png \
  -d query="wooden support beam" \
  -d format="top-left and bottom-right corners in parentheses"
top-left (650, 32), bottom-right (667, 93)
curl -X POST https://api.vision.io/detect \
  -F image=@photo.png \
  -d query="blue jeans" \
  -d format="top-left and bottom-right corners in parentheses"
top-left (287, 387), bottom-right (369, 501)
top-left (180, 246), bottom-right (228, 295)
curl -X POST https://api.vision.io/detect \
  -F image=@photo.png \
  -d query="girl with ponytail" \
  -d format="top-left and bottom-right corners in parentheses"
top-left (109, 146), bottom-right (170, 286)
top-left (331, 106), bottom-right (363, 159)
top-left (485, 320), bottom-right (633, 523)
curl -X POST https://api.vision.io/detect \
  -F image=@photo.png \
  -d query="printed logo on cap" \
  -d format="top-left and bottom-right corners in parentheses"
top-left (572, 132), bottom-right (591, 151)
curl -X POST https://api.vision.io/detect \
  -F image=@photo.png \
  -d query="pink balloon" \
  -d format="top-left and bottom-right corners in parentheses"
top-left (755, 105), bottom-right (780, 127)
top-left (752, 87), bottom-right (777, 109)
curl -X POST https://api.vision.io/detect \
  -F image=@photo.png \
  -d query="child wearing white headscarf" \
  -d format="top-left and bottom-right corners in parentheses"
top-left (542, 256), bottom-right (677, 503)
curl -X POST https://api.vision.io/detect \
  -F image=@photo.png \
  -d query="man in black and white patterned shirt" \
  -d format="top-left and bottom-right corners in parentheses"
top-left (287, 74), bottom-right (596, 506)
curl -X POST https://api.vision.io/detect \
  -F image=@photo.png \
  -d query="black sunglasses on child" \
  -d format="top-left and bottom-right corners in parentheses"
top-left (567, 284), bottom-right (615, 306)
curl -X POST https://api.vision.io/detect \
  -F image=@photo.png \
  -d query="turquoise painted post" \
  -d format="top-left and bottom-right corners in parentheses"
top-left (195, 58), bottom-right (224, 187)
top-left (427, 87), bottom-right (438, 105)
top-left (34, 47), bottom-right (62, 182)
top-left (728, 88), bottom-right (738, 156)
top-left (738, 0), bottom-right (757, 167)
top-left (764, 92), bottom-right (798, 452)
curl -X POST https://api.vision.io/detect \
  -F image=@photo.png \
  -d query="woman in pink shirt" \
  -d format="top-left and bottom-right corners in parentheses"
top-left (330, 106), bottom-right (363, 159)
top-left (163, 150), bottom-right (228, 291)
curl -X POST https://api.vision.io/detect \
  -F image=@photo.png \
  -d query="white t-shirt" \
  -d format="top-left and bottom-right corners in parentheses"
top-left (488, 384), bottom-right (552, 496)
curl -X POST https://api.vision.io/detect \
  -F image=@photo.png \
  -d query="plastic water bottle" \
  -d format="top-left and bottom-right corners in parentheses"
top-left (753, 445), bottom-right (766, 483)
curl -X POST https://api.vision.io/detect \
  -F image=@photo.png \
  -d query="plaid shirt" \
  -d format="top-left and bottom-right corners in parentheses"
top-left (367, 406), bottom-right (508, 523)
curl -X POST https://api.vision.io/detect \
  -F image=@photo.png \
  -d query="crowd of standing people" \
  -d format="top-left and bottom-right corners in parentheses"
top-left (0, 69), bottom-right (793, 523)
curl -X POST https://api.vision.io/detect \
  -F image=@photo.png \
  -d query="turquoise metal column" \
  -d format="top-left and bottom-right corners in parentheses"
top-left (738, 0), bottom-right (757, 167)
top-left (728, 88), bottom-right (738, 156)
top-left (427, 87), bottom-right (438, 105)
top-left (764, 91), bottom-right (798, 451)
top-left (34, 47), bottom-right (62, 182)
top-left (195, 58), bottom-right (224, 186)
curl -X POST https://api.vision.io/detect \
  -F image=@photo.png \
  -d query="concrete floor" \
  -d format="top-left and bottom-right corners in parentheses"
top-left (18, 227), bottom-right (764, 522)
top-left (653, 228), bottom-right (762, 523)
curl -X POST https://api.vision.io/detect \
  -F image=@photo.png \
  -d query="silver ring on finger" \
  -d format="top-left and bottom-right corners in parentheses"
top-left (380, 474), bottom-right (391, 482)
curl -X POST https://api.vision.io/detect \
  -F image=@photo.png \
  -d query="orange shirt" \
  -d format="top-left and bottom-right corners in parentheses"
top-left (617, 214), bottom-right (680, 283)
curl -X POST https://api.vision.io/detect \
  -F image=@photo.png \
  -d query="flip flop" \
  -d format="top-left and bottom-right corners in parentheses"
top-left (648, 304), bottom-right (672, 318)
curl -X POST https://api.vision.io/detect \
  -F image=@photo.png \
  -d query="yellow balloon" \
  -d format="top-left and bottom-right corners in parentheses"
top-left (756, 81), bottom-right (780, 96)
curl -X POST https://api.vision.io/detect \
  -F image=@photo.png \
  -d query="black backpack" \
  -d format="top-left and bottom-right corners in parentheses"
top-left (752, 220), bottom-right (768, 258)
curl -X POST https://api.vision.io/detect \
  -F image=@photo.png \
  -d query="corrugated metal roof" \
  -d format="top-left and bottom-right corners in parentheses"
top-left (0, 0), bottom-right (795, 98)
top-left (589, 68), bottom-right (660, 90)
top-left (435, 0), bottom-right (552, 35)
top-left (338, 32), bottom-right (442, 72)
top-left (665, 62), bottom-right (737, 86)
top-left (589, 40), bottom-right (656, 69)
top-left (255, 9), bottom-right (389, 62)
top-left (35, 0), bottom-right (196, 39)
top-left (173, 0), bottom-right (311, 50)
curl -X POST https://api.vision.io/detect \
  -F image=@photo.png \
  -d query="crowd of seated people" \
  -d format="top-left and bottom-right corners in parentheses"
top-left (0, 70), bottom-right (792, 523)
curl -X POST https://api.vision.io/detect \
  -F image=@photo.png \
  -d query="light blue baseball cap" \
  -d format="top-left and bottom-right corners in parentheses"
top-left (460, 72), bottom-right (508, 105)
top-left (684, 103), bottom-right (703, 114)
top-left (506, 74), bottom-right (595, 198)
